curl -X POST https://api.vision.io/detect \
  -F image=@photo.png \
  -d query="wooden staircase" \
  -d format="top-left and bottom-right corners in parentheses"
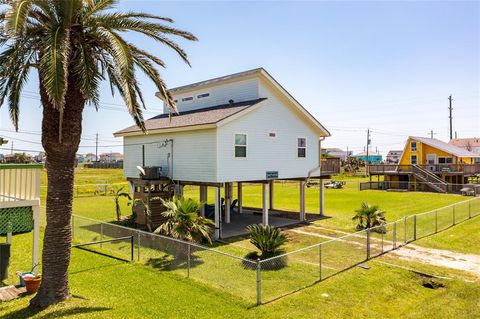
top-left (412, 165), bottom-right (448, 193)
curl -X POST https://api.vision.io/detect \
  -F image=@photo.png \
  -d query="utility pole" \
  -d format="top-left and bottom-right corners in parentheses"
top-left (95, 133), bottom-right (98, 161)
top-left (448, 95), bottom-right (453, 140)
top-left (366, 128), bottom-right (370, 165)
top-left (346, 146), bottom-right (349, 159)
top-left (11, 141), bottom-right (13, 155)
top-left (430, 129), bottom-right (434, 139)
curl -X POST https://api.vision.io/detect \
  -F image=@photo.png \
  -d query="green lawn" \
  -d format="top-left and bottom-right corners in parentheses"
top-left (2, 230), bottom-right (480, 319)
top-left (2, 168), bottom-right (479, 318)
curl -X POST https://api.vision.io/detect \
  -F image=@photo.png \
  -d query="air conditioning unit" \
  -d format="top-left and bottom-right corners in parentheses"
top-left (141, 166), bottom-right (163, 180)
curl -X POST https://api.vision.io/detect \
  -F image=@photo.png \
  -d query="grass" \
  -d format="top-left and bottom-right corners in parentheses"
top-left (2, 168), bottom-right (479, 318)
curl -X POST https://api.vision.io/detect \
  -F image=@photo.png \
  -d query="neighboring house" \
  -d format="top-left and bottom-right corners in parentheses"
top-left (369, 136), bottom-right (480, 193)
top-left (99, 152), bottom-right (123, 163)
top-left (76, 154), bottom-right (85, 163)
top-left (34, 152), bottom-right (46, 163)
top-left (449, 138), bottom-right (480, 159)
top-left (352, 150), bottom-right (382, 164)
top-left (85, 153), bottom-right (97, 162)
top-left (386, 150), bottom-right (403, 164)
top-left (114, 68), bottom-right (338, 239)
top-left (323, 148), bottom-right (351, 161)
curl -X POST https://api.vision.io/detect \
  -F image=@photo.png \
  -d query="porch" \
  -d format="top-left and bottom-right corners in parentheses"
top-left (0, 164), bottom-right (42, 274)
top-left (368, 164), bottom-right (480, 176)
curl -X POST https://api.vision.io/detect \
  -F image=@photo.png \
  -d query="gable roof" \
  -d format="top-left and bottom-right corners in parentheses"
top-left (157, 68), bottom-right (330, 137)
top-left (114, 98), bottom-right (266, 136)
top-left (410, 136), bottom-right (480, 158)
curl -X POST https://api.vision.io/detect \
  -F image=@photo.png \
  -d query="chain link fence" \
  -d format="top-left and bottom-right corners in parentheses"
top-left (72, 197), bottom-right (480, 306)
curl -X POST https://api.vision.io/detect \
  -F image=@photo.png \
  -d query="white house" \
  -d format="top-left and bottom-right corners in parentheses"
top-left (114, 68), bottom-right (337, 238)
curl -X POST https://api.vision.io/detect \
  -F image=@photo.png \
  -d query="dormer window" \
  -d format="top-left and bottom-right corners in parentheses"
top-left (182, 96), bottom-right (193, 102)
top-left (197, 93), bottom-right (210, 99)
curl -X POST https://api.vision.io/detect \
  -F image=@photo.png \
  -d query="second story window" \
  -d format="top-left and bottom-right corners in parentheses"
top-left (197, 93), bottom-right (210, 99)
top-left (235, 134), bottom-right (247, 158)
top-left (297, 138), bottom-right (306, 158)
top-left (410, 141), bottom-right (417, 152)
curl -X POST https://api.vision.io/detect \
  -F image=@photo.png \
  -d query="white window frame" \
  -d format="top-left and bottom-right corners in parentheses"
top-left (197, 92), bottom-right (210, 99)
top-left (410, 141), bottom-right (417, 152)
top-left (181, 96), bottom-right (194, 103)
top-left (410, 154), bottom-right (417, 165)
top-left (234, 133), bottom-right (248, 159)
top-left (297, 137), bottom-right (307, 158)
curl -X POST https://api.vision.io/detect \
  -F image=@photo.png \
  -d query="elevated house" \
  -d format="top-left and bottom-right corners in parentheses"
top-left (353, 150), bottom-right (382, 164)
top-left (386, 150), bottom-right (403, 164)
top-left (368, 136), bottom-right (480, 193)
top-left (114, 68), bottom-right (339, 239)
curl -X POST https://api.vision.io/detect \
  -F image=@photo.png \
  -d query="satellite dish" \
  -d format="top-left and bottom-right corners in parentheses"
top-left (136, 166), bottom-right (146, 176)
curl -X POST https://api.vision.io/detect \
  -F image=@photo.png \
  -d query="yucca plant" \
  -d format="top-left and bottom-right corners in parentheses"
top-left (0, 0), bottom-right (196, 308)
top-left (246, 224), bottom-right (287, 259)
top-left (112, 186), bottom-right (131, 221)
top-left (352, 202), bottom-right (387, 231)
top-left (155, 197), bottom-right (214, 244)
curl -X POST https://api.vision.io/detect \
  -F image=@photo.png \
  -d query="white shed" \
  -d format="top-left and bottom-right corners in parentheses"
top-left (114, 68), bottom-right (337, 238)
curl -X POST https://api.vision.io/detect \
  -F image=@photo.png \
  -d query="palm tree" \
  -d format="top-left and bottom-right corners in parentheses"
top-left (0, 0), bottom-right (196, 308)
top-left (155, 197), bottom-right (214, 244)
top-left (112, 186), bottom-right (131, 221)
top-left (352, 202), bottom-right (386, 230)
top-left (246, 224), bottom-right (287, 259)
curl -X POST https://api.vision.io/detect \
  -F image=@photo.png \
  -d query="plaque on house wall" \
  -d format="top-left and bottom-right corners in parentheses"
top-left (266, 171), bottom-right (279, 179)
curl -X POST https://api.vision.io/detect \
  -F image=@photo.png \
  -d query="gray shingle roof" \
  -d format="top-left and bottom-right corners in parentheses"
top-left (114, 98), bottom-right (266, 135)
top-left (411, 136), bottom-right (480, 158)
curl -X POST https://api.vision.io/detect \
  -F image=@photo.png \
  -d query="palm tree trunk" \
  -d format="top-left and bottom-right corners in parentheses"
top-left (30, 73), bottom-right (86, 308)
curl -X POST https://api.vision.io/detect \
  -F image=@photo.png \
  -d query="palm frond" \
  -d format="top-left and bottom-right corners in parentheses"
top-left (4, 0), bottom-right (32, 36)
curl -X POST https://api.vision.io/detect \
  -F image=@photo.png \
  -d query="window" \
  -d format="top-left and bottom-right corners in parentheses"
top-left (197, 93), bottom-right (210, 99)
top-left (234, 134), bottom-right (247, 158)
top-left (438, 157), bottom-right (453, 164)
top-left (297, 138), bottom-right (306, 158)
top-left (411, 155), bottom-right (417, 165)
top-left (181, 96), bottom-right (193, 102)
top-left (410, 141), bottom-right (417, 152)
top-left (268, 131), bottom-right (276, 138)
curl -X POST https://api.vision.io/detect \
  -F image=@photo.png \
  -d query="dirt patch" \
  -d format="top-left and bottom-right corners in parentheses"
top-left (391, 245), bottom-right (480, 276)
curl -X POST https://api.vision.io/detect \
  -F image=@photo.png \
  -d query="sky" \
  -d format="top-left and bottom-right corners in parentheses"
top-left (0, 0), bottom-right (479, 157)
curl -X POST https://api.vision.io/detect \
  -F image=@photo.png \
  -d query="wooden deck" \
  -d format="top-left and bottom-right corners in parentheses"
top-left (0, 285), bottom-right (27, 301)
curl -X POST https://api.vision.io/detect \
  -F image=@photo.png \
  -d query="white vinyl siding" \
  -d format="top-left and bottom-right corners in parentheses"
top-left (165, 78), bottom-right (259, 113)
top-left (216, 80), bottom-right (320, 182)
top-left (123, 129), bottom-right (217, 182)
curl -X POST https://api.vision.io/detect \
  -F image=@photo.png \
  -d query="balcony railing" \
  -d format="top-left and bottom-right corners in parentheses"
top-left (368, 163), bottom-right (480, 175)
top-left (0, 164), bottom-right (42, 207)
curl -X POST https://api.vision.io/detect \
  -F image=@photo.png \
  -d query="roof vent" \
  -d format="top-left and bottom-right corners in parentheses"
top-left (229, 99), bottom-right (234, 106)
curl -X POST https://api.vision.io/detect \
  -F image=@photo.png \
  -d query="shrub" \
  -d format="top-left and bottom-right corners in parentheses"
top-left (246, 224), bottom-right (287, 259)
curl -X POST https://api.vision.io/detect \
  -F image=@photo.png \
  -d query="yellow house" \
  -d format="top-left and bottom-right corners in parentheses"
top-left (369, 136), bottom-right (480, 193)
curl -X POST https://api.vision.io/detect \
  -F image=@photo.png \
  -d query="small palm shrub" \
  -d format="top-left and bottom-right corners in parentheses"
top-left (155, 197), bottom-right (214, 244)
top-left (246, 224), bottom-right (287, 259)
top-left (352, 202), bottom-right (387, 232)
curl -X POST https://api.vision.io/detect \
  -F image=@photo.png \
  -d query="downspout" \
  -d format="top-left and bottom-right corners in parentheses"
top-left (307, 136), bottom-right (326, 181)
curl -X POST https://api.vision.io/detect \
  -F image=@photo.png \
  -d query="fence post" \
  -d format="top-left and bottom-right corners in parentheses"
top-left (452, 205), bottom-right (456, 226)
top-left (187, 244), bottom-right (191, 278)
top-left (393, 222), bottom-right (397, 249)
top-left (381, 232), bottom-right (384, 253)
top-left (130, 236), bottom-right (134, 261)
top-left (469, 200), bottom-right (471, 219)
top-left (413, 215), bottom-right (417, 241)
top-left (403, 216), bottom-right (407, 244)
top-left (319, 244), bottom-right (322, 280)
top-left (256, 259), bottom-right (262, 306)
top-left (100, 223), bottom-right (104, 248)
top-left (366, 229), bottom-right (371, 259)
top-left (435, 210), bottom-right (438, 233)
top-left (137, 232), bottom-right (141, 261)
top-left (71, 216), bottom-right (75, 241)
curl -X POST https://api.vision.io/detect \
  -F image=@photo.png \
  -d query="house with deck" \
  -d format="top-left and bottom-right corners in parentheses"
top-left (114, 68), bottom-right (339, 239)
top-left (368, 136), bottom-right (480, 193)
